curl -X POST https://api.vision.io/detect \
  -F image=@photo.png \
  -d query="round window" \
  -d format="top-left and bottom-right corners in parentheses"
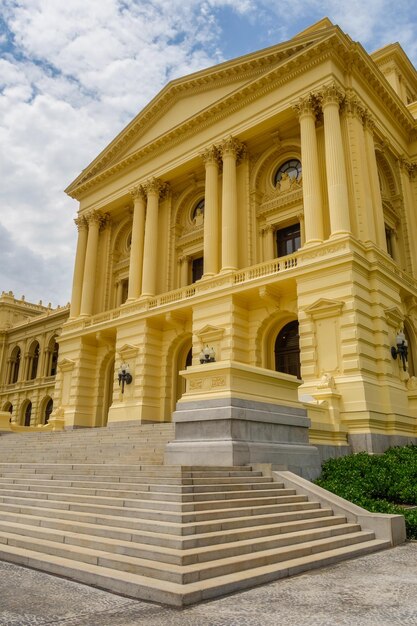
top-left (274, 159), bottom-right (302, 186)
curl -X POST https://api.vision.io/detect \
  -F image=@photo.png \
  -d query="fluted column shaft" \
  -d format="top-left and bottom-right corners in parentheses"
top-left (69, 217), bottom-right (88, 318)
top-left (127, 186), bottom-right (146, 300)
top-left (141, 179), bottom-right (165, 297)
top-left (202, 147), bottom-right (220, 276)
top-left (80, 212), bottom-right (101, 316)
top-left (220, 137), bottom-right (244, 272)
top-left (294, 97), bottom-right (324, 243)
top-left (321, 85), bottom-right (351, 236)
top-left (364, 116), bottom-right (387, 251)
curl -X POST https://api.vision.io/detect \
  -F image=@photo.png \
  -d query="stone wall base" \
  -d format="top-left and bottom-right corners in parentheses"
top-left (165, 397), bottom-right (321, 479)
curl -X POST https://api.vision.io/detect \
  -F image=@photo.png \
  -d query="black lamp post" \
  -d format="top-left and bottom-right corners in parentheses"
top-left (118, 362), bottom-right (132, 393)
top-left (391, 330), bottom-right (408, 372)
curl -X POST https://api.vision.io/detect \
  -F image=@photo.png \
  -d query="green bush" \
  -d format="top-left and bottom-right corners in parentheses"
top-left (315, 445), bottom-right (417, 540)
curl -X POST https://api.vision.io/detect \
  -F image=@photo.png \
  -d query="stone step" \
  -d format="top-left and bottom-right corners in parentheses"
top-left (0, 519), bottom-right (363, 566)
top-left (0, 500), bottom-right (334, 536)
top-left (0, 482), bottom-right (291, 503)
top-left (0, 528), bottom-right (380, 583)
top-left (0, 537), bottom-right (389, 606)
top-left (0, 509), bottom-right (348, 549)
top-left (0, 492), bottom-right (320, 521)
top-left (0, 477), bottom-right (279, 493)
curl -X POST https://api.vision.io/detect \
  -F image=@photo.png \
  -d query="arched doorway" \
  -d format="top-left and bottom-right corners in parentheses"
top-left (23, 401), bottom-right (32, 427)
top-left (172, 340), bottom-right (192, 413)
top-left (44, 398), bottom-right (53, 424)
top-left (102, 357), bottom-right (115, 427)
top-left (274, 320), bottom-right (301, 379)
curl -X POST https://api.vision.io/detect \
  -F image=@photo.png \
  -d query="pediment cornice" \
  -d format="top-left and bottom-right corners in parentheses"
top-left (66, 29), bottom-right (337, 199)
top-left (66, 24), bottom-right (416, 200)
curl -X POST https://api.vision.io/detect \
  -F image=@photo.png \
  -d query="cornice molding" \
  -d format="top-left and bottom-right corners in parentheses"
top-left (66, 31), bottom-right (416, 200)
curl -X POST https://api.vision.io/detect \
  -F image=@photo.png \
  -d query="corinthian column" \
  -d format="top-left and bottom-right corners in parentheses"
top-left (69, 216), bottom-right (88, 318)
top-left (320, 83), bottom-right (351, 236)
top-left (220, 137), bottom-right (245, 272)
top-left (127, 185), bottom-right (146, 300)
top-left (202, 146), bottom-right (220, 277)
top-left (80, 211), bottom-right (102, 316)
top-left (293, 95), bottom-right (323, 244)
top-left (141, 178), bottom-right (167, 297)
top-left (364, 114), bottom-right (387, 251)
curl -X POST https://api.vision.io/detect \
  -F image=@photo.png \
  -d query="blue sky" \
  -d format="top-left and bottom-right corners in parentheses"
top-left (0, 0), bottom-right (416, 306)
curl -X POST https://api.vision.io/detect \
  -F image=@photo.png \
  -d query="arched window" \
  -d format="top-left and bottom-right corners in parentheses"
top-left (274, 321), bottom-right (301, 379)
top-left (274, 159), bottom-right (302, 186)
top-left (50, 341), bottom-right (59, 376)
top-left (29, 342), bottom-right (40, 380)
top-left (9, 347), bottom-right (21, 384)
top-left (23, 401), bottom-right (32, 427)
top-left (44, 398), bottom-right (53, 424)
top-left (3, 402), bottom-right (12, 415)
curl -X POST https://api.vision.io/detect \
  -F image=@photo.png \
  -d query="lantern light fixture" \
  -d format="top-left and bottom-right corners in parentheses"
top-left (199, 345), bottom-right (216, 364)
top-left (391, 330), bottom-right (408, 372)
top-left (118, 362), bottom-right (132, 393)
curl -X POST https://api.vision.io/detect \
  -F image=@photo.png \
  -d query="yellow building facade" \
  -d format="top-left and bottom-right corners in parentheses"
top-left (2, 19), bottom-right (417, 467)
top-left (0, 291), bottom-right (69, 429)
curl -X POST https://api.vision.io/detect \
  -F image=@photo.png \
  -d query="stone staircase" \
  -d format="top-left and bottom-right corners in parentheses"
top-left (0, 457), bottom-right (390, 606)
top-left (0, 422), bottom-right (175, 464)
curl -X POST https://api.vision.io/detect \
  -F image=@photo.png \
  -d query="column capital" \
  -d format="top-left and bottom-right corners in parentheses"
top-left (219, 136), bottom-right (246, 162)
top-left (129, 184), bottom-right (146, 201)
top-left (297, 212), bottom-right (305, 223)
top-left (74, 216), bottom-right (88, 232)
top-left (292, 95), bottom-right (317, 119)
top-left (317, 82), bottom-right (345, 108)
top-left (201, 145), bottom-right (221, 166)
top-left (362, 110), bottom-right (376, 133)
top-left (85, 210), bottom-right (103, 227)
top-left (144, 177), bottom-right (169, 199)
top-left (342, 94), bottom-right (366, 120)
top-left (261, 224), bottom-right (273, 235)
top-left (398, 155), bottom-right (417, 177)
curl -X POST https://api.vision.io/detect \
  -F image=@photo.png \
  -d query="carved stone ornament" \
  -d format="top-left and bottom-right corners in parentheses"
top-left (201, 145), bottom-right (221, 166)
top-left (74, 216), bottom-right (87, 231)
top-left (129, 184), bottom-right (146, 201)
top-left (219, 136), bottom-right (247, 163)
top-left (317, 373), bottom-right (336, 390)
top-left (144, 177), bottom-right (170, 199)
top-left (317, 82), bottom-right (345, 108)
top-left (292, 95), bottom-right (316, 119)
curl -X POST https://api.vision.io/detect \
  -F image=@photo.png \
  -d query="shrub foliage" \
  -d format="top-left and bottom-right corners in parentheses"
top-left (315, 445), bottom-right (417, 540)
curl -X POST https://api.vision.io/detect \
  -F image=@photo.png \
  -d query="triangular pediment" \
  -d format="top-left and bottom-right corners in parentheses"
top-left (66, 19), bottom-right (338, 197)
top-left (304, 298), bottom-right (344, 319)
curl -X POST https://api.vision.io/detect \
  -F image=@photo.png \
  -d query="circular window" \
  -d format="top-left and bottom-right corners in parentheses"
top-left (192, 199), bottom-right (205, 222)
top-left (274, 159), bottom-right (302, 186)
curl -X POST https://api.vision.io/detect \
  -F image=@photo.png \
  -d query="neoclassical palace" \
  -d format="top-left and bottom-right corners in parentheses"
top-left (2, 18), bottom-right (417, 460)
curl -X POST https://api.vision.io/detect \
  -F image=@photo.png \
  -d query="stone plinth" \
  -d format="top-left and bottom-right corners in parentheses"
top-left (165, 362), bottom-right (321, 479)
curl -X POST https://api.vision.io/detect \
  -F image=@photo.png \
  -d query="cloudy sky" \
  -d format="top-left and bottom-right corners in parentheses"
top-left (1, 0), bottom-right (416, 307)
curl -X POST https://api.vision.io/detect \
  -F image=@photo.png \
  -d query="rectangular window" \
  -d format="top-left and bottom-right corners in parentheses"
top-left (276, 223), bottom-right (301, 257)
top-left (385, 227), bottom-right (393, 258)
top-left (192, 257), bottom-right (204, 283)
